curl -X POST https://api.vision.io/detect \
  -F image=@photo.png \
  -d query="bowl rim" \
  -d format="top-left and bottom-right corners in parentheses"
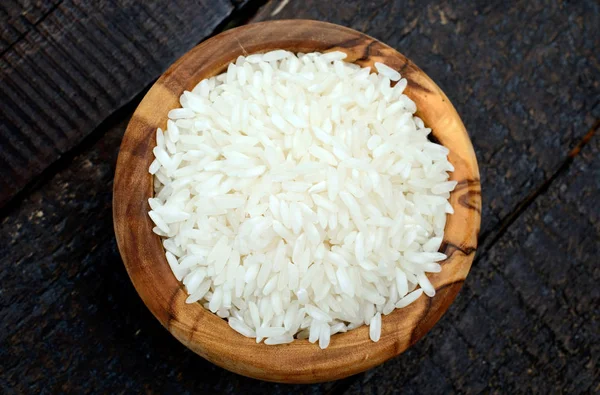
top-left (113, 19), bottom-right (481, 384)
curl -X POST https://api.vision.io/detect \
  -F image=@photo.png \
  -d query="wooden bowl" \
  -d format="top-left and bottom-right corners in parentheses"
top-left (113, 20), bottom-right (481, 383)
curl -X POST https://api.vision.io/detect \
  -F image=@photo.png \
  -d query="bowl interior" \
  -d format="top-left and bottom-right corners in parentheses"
top-left (113, 20), bottom-right (481, 383)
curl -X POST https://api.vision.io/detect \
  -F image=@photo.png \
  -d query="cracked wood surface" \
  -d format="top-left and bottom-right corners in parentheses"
top-left (0, 0), bottom-right (234, 207)
top-left (1, 0), bottom-right (599, 392)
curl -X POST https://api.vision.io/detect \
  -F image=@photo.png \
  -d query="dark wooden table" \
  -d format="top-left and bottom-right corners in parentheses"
top-left (1, 1), bottom-right (598, 393)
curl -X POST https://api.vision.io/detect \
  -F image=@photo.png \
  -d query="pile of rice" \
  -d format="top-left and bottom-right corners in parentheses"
top-left (148, 50), bottom-right (456, 349)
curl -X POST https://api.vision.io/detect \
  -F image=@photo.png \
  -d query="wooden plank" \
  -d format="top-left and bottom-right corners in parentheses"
top-left (343, 129), bottom-right (598, 394)
top-left (254, 0), bottom-right (600, 241)
top-left (0, 0), bottom-right (63, 53)
top-left (0, 0), bottom-right (598, 392)
top-left (0, 0), bottom-right (234, 207)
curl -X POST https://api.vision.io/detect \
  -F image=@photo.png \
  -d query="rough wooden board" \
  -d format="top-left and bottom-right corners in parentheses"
top-left (343, 133), bottom-right (599, 393)
top-left (1, 0), bottom-right (599, 392)
top-left (0, 117), bottom-right (335, 393)
top-left (254, 0), bottom-right (600, 240)
top-left (0, 0), bottom-right (62, 53)
top-left (0, 0), bottom-right (234, 207)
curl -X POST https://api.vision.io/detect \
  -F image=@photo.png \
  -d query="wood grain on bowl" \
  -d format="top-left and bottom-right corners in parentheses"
top-left (113, 20), bottom-right (481, 383)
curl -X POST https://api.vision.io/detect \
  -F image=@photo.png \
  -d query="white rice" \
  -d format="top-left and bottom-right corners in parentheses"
top-left (148, 50), bottom-right (456, 348)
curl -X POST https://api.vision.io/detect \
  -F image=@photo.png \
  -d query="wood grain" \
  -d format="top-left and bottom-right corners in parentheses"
top-left (113, 20), bottom-right (480, 383)
top-left (0, 0), bottom-right (233, 207)
top-left (0, 0), bottom-right (62, 53)
top-left (2, 1), bottom-right (599, 392)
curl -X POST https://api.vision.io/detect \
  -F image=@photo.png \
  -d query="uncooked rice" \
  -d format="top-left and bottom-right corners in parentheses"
top-left (148, 50), bottom-right (456, 348)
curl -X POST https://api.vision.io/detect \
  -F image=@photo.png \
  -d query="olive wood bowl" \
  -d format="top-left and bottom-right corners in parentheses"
top-left (113, 20), bottom-right (481, 384)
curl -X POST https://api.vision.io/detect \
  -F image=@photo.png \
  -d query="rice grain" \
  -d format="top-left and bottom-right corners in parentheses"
top-left (148, 51), bottom-right (456, 349)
